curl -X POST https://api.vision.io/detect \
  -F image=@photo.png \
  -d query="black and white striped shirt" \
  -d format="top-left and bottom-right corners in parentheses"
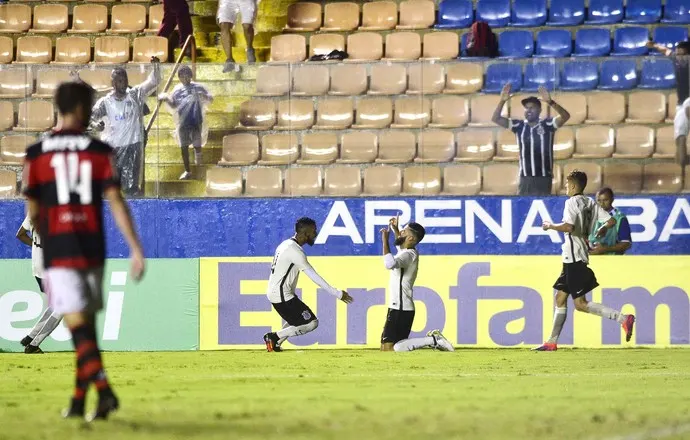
top-left (509, 118), bottom-right (559, 178)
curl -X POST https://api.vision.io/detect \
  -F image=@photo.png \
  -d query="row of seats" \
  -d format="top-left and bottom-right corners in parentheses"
top-left (0, 67), bottom-right (149, 96)
top-left (0, 4), bottom-right (162, 34)
top-left (285, 0), bottom-right (690, 33)
top-left (0, 35), bottom-right (167, 64)
top-left (204, 162), bottom-right (688, 197)
top-left (0, 100), bottom-right (54, 131)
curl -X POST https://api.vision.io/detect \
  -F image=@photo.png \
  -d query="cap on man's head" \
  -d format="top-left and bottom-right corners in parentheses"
top-left (521, 96), bottom-right (541, 107)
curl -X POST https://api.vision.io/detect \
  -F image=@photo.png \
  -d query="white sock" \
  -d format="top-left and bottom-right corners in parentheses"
top-left (28, 308), bottom-right (53, 339)
top-left (276, 322), bottom-right (289, 346)
top-left (587, 302), bottom-right (625, 324)
top-left (276, 319), bottom-right (319, 339)
top-left (547, 307), bottom-right (568, 343)
top-left (30, 312), bottom-right (62, 347)
top-left (393, 336), bottom-right (436, 352)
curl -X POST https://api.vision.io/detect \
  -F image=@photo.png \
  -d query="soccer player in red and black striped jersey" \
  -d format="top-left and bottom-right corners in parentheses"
top-left (22, 81), bottom-right (145, 422)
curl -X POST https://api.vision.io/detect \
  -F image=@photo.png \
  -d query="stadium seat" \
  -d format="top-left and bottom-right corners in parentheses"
top-left (599, 59), bottom-right (638, 90)
top-left (436, 0), bottom-right (474, 29)
top-left (314, 99), bottom-right (354, 130)
top-left (0, 69), bottom-right (32, 98)
top-left (364, 166), bottom-right (402, 195)
top-left (77, 68), bottom-right (111, 93)
top-left (495, 129), bottom-right (519, 161)
top-left (508, 94), bottom-right (530, 119)
top-left (291, 64), bottom-right (329, 96)
top-left (15, 100), bottom-right (54, 132)
top-left (384, 32), bottom-right (421, 61)
top-left (109, 4), bottom-right (146, 33)
top-left (416, 130), bottom-right (456, 163)
top-left (627, 91), bottom-right (666, 123)
top-left (69, 4), bottom-right (108, 33)
top-left (238, 99), bottom-right (276, 130)
top-left (551, 165), bottom-right (563, 194)
top-left (560, 61), bottom-right (599, 91)
top-left (285, 2), bottom-right (322, 32)
top-left (0, 4), bottom-right (31, 33)
top-left (94, 36), bottom-right (130, 64)
top-left (258, 137), bottom-right (300, 171)
top-left (574, 125), bottom-right (614, 158)
top-left (132, 36), bottom-right (168, 63)
top-left (553, 128), bottom-right (575, 159)
top-left (0, 101), bottom-right (13, 131)
top-left (523, 61), bottom-right (558, 92)
top-left (345, 32), bottom-right (383, 62)
top-left (443, 164), bottom-right (481, 195)
top-left (547, 0), bottom-right (585, 25)
top-left (269, 35), bottom-right (306, 63)
top-left (360, 0), bottom-right (397, 30)
top-left (407, 64), bottom-right (445, 95)
top-left (422, 32), bottom-right (460, 60)
top-left (661, 0), bottom-right (690, 23)
top-left (376, 131), bottom-right (416, 163)
top-left (0, 169), bottom-right (16, 198)
top-left (338, 131), bottom-right (377, 163)
top-left (0, 36), bottom-right (12, 63)
top-left (369, 64), bottom-right (407, 95)
top-left (623, 0), bottom-right (661, 23)
top-left (324, 166), bottom-right (362, 196)
top-left (653, 126), bottom-right (676, 159)
top-left (403, 166), bottom-right (442, 195)
top-left (552, 93), bottom-right (586, 124)
top-left (430, 96), bottom-right (469, 128)
top-left (255, 65), bottom-right (289, 96)
top-left (206, 167), bottom-right (243, 197)
top-left (585, 92), bottom-right (625, 123)
top-left (31, 4), bottom-right (68, 33)
top-left (481, 163), bottom-right (518, 195)
top-left (603, 163), bottom-right (642, 193)
top-left (322, 2), bottom-right (359, 31)
top-left (686, 166), bottom-right (690, 193)
top-left (145, 4), bottom-right (163, 33)
top-left (397, 0), bottom-right (435, 29)
top-left (297, 132), bottom-right (338, 164)
top-left (476, 0), bottom-right (511, 27)
top-left (483, 63), bottom-right (522, 93)
top-left (611, 27), bottom-right (649, 56)
top-left (275, 99), bottom-right (314, 130)
top-left (639, 58), bottom-right (676, 89)
top-left (534, 30), bottom-right (572, 58)
top-left (586, 0), bottom-right (624, 24)
top-left (245, 168), bottom-right (283, 197)
top-left (470, 95), bottom-right (506, 126)
top-left (668, 94), bottom-right (678, 122)
top-left (498, 30), bottom-right (534, 58)
top-left (0, 135), bottom-right (33, 164)
top-left (613, 125), bottom-right (654, 158)
top-left (572, 28), bottom-right (611, 57)
top-left (329, 64), bottom-right (367, 96)
top-left (34, 69), bottom-right (73, 98)
top-left (511, 0), bottom-right (547, 27)
top-left (644, 163), bottom-right (683, 193)
top-left (53, 36), bottom-right (91, 65)
top-left (460, 33), bottom-right (470, 57)
top-left (651, 26), bottom-right (688, 54)
top-left (563, 162), bottom-right (602, 191)
top-left (454, 130), bottom-right (494, 161)
top-left (285, 168), bottom-right (323, 196)
top-left (219, 133), bottom-right (259, 166)
top-left (14, 36), bottom-right (51, 64)
top-left (352, 98), bottom-right (393, 128)
top-left (309, 33), bottom-right (345, 58)
top-left (444, 63), bottom-right (483, 94)
top-left (391, 98), bottom-right (431, 128)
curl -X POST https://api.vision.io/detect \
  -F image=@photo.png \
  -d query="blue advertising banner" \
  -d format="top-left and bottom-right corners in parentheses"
top-left (0, 196), bottom-right (688, 258)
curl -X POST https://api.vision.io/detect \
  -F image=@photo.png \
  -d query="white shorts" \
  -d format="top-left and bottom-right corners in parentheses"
top-left (674, 98), bottom-right (690, 140)
top-left (217, 0), bottom-right (256, 24)
top-left (44, 267), bottom-right (104, 315)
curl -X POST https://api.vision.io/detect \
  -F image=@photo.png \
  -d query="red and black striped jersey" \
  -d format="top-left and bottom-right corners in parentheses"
top-left (22, 130), bottom-right (120, 270)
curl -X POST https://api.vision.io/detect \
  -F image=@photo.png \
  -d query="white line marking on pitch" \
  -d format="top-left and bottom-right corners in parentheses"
top-left (594, 422), bottom-right (690, 440)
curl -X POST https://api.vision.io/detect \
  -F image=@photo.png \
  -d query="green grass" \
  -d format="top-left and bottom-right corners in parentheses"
top-left (2, 349), bottom-right (690, 440)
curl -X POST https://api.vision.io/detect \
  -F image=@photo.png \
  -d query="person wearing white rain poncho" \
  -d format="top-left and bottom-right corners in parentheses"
top-left (158, 65), bottom-right (213, 180)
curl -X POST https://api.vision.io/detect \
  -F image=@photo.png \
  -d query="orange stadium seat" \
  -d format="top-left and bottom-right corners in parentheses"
top-left (94, 36), bottom-right (130, 64)
top-left (245, 168), bottom-right (283, 197)
top-left (338, 131), bottom-right (377, 163)
top-left (481, 163), bottom-right (519, 195)
top-left (397, 0), bottom-right (435, 29)
top-left (563, 162), bottom-right (601, 191)
top-left (270, 35), bottom-right (307, 63)
top-left (407, 63), bottom-right (445, 95)
top-left (69, 4), bottom-right (108, 34)
top-left (0, 101), bottom-right (14, 131)
top-left (291, 64), bottom-right (329, 96)
top-left (0, 134), bottom-right (34, 164)
top-left (585, 92), bottom-right (625, 124)
top-left (258, 133), bottom-right (299, 165)
top-left (324, 166), bottom-right (362, 196)
top-left (352, 98), bottom-right (393, 128)
top-left (33, 69), bottom-right (74, 98)
top-left (667, 93), bottom-right (678, 122)
top-left (613, 125), bottom-right (654, 158)
top-left (574, 126), bottom-right (614, 158)
top-left (0, 169), bottom-right (17, 198)
top-left (626, 91), bottom-right (666, 123)
top-left (77, 68), bottom-right (112, 93)
top-left (403, 166), bottom-right (442, 195)
top-left (0, 36), bottom-right (13, 63)
top-left (454, 130), bottom-right (494, 162)
top-left (363, 166), bottom-right (402, 196)
top-left (146, 4), bottom-right (164, 33)
top-left (429, 96), bottom-right (469, 128)
top-left (0, 4), bottom-right (31, 33)
top-left (551, 165), bottom-right (562, 194)
top-left (603, 163), bottom-right (642, 194)
top-left (643, 163), bottom-right (683, 193)
top-left (109, 4), bottom-right (146, 33)
top-left (376, 130), bottom-right (416, 163)
top-left (238, 99), bottom-right (276, 130)
top-left (685, 166), bottom-right (690, 192)
top-left (553, 128), bottom-right (575, 159)
top-left (285, 167), bottom-right (323, 196)
top-left (309, 33), bottom-right (345, 58)
top-left (423, 32), bottom-right (460, 60)
top-left (275, 99), bottom-right (314, 130)
top-left (345, 32), bottom-right (383, 62)
top-left (653, 126), bottom-right (677, 159)
top-left (31, 4), bottom-right (68, 33)
top-left (322, 2), bottom-right (359, 31)
top-left (15, 100), bottom-right (54, 132)
top-left (53, 36), bottom-right (91, 65)
top-left (219, 133), bottom-right (259, 166)
top-left (495, 129), bottom-right (520, 161)
top-left (384, 32), bottom-right (421, 61)
top-left (552, 93), bottom-right (586, 125)
top-left (444, 63), bottom-right (483, 94)
top-left (443, 164), bottom-right (482, 195)
top-left (392, 97), bottom-right (430, 128)
top-left (369, 63), bottom-right (407, 95)
top-left (416, 130), bottom-right (455, 163)
top-left (297, 132), bottom-right (338, 164)
top-left (360, 1), bottom-right (397, 30)
top-left (470, 95), bottom-right (505, 126)
top-left (0, 69), bottom-right (32, 98)
top-left (205, 167), bottom-right (242, 197)
top-left (285, 2), bottom-right (322, 32)
top-left (14, 36), bottom-right (52, 64)
top-left (314, 98), bottom-right (354, 130)
top-left (132, 36), bottom-right (167, 63)
top-left (255, 65), bottom-right (289, 96)
top-left (329, 64), bottom-right (367, 96)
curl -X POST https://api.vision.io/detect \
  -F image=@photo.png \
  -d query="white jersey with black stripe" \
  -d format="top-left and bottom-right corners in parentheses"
top-left (387, 248), bottom-right (419, 311)
top-left (561, 195), bottom-right (611, 264)
top-left (21, 215), bottom-right (43, 278)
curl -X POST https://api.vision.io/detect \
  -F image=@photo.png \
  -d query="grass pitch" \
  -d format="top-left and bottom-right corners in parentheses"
top-left (1, 349), bottom-right (690, 440)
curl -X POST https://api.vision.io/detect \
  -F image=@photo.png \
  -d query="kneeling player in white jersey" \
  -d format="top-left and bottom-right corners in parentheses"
top-left (263, 217), bottom-right (354, 352)
top-left (533, 170), bottom-right (636, 351)
top-left (380, 217), bottom-right (454, 352)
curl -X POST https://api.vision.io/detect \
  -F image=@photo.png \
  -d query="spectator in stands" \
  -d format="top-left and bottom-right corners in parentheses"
top-left (648, 40), bottom-right (690, 166)
top-left (158, 0), bottom-right (195, 58)
top-left (217, 0), bottom-right (259, 72)
top-left (589, 187), bottom-right (632, 255)
top-left (492, 83), bottom-right (571, 196)
top-left (91, 57), bottom-right (162, 196)
top-left (466, 21), bottom-right (498, 58)
top-left (158, 65), bottom-right (213, 180)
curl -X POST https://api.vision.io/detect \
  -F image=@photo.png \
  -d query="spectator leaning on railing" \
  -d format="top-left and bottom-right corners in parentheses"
top-left (588, 187), bottom-right (632, 256)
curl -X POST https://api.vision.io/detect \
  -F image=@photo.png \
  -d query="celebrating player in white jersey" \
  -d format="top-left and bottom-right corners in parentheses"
top-left (263, 217), bottom-right (354, 352)
top-left (533, 170), bottom-right (636, 351)
top-left (380, 216), bottom-right (454, 352)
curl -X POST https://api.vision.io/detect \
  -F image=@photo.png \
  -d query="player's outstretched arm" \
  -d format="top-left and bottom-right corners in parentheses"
top-left (295, 253), bottom-right (352, 303)
top-left (104, 187), bottom-right (145, 282)
top-left (542, 221), bottom-right (574, 233)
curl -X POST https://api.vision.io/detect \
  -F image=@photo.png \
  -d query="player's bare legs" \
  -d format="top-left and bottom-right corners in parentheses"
top-left (533, 290), bottom-right (568, 351)
top-left (382, 331), bottom-right (454, 352)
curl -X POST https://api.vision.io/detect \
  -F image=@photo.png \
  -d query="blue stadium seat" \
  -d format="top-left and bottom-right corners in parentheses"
top-left (510, 0), bottom-right (547, 27)
top-left (476, 0), bottom-right (511, 28)
top-left (560, 61), bottom-right (599, 91)
top-left (623, 0), bottom-right (661, 23)
top-left (639, 58), bottom-right (676, 89)
top-left (598, 59), bottom-right (638, 90)
top-left (436, 0), bottom-right (474, 29)
top-left (523, 62), bottom-right (558, 92)
top-left (483, 63), bottom-right (522, 93)
top-left (652, 26), bottom-right (689, 54)
top-left (586, 0), bottom-right (624, 24)
top-left (611, 27), bottom-right (650, 56)
top-left (534, 29), bottom-right (572, 58)
top-left (662, 0), bottom-right (690, 23)
top-left (572, 28), bottom-right (611, 57)
top-left (547, 0), bottom-right (585, 26)
top-left (498, 30), bottom-right (534, 58)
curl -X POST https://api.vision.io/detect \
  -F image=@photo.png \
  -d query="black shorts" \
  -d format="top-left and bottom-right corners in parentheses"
top-left (35, 277), bottom-right (44, 293)
top-left (272, 297), bottom-right (317, 327)
top-left (553, 261), bottom-right (599, 299)
top-left (381, 308), bottom-right (415, 344)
